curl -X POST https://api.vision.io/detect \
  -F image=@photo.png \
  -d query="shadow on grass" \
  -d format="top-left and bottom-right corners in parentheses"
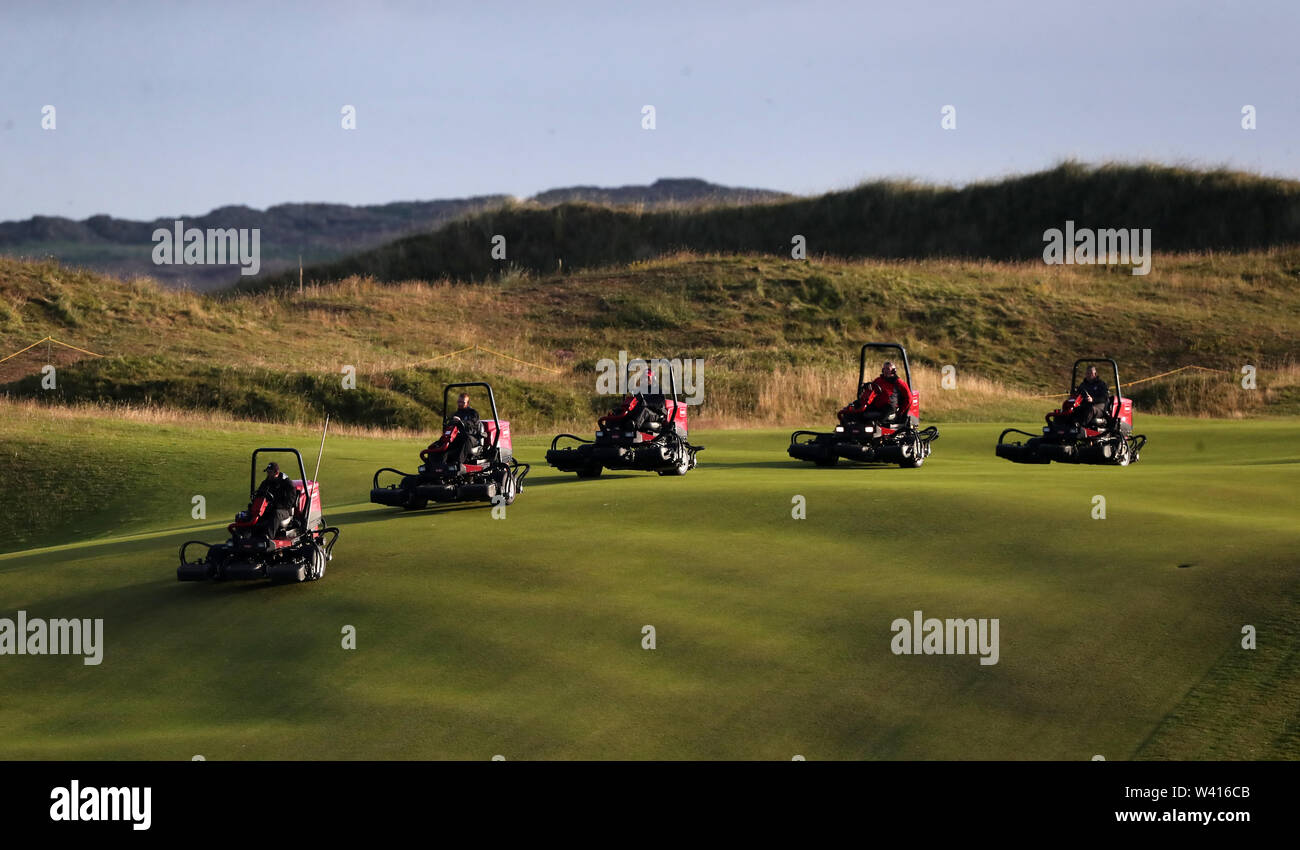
top-left (329, 502), bottom-right (491, 525)
top-left (522, 472), bottom-right (649, 487)
top-left (703, 459), bottom-right (913, 471)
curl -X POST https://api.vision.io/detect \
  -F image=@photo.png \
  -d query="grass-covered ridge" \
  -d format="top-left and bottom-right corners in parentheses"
top-left (2, 248), bottom-right (1298, 430)
top-left (250, 162), bottom-right (1300, 290)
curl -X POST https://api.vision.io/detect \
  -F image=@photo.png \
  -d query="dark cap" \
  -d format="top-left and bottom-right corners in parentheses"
top-left (264, 461), bottom-right (280, 473)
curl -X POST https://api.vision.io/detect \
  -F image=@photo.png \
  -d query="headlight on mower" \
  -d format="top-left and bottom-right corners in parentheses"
top-left (417, 464), bottom-right (426, 473)
top-left (834, 426), bottom-right (844, 433)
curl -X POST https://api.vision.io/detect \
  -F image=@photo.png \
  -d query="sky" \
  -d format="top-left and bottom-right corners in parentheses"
top-left (1, 0), bottom-right (1296, 221)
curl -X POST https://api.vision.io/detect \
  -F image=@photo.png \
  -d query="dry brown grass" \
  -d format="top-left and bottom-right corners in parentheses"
top-left (4, 250), bottom-right (1298, 431)
top-left (0, 396), bottom-right (429, 440)
top-left (696, 363), bottom-right (1034, 428)
top-left (1125, 359), bottom-right (1300, 418)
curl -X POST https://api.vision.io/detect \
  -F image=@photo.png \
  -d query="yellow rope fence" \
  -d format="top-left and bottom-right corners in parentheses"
top-left (0, 336), bottom-right (105, 366)
top-left (407, 343), bottom-right (562, 374)
top-left (1027, 365), bottom-right (1235, 397)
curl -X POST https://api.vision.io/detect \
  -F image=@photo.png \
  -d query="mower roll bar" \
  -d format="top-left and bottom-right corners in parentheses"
top-left (1070, 357), bottom-right (1123, 400)
top-left (637, 355), bottom-right (683, 428)
top-left (595, 356), bottom-right (685, 432)
top-left (251, 447), bottom-right (327, 526)
top-left (859, 342), bottom-right (913, 389)
top-left (250, 448), bottom-right (309, 497)
top-left (442, 382), bottom-right (502, 451)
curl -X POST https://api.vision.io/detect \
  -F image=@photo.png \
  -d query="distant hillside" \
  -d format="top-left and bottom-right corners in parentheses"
top-left (252, 162), bottom-right (1300, 292)
top-left (533, 177), bottom-right (787, 207)
top-left (2, 249), bottom-right (1297, 430)
top-left (0, 197), bottom-right (506, 291)
top-left (0, 179), bottom-right (782, 291)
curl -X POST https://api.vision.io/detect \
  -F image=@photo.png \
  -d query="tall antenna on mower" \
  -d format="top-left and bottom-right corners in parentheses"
top-left (313, 415), bottom-right (330, 483)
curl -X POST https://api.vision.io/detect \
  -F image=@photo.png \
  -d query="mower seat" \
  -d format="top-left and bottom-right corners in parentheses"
top-left (1092, 396), bottom-right (1121, 428)
top-left (857, 407), bottom-right (903, 426)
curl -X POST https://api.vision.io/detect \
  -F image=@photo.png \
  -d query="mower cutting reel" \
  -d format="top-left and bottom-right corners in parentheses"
top-left (995, 357), bottom-right (1148, 465)
top-left (546, 356), bottom-right (703, 478)
top-left (788, 342), bottom-right (939, 468)
top-left (370, 381), bottom-right (530, 510)
top-left (178, 446), bottom-right (340, 584)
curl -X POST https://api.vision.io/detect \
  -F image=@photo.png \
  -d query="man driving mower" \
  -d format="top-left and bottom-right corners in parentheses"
top-left (251, 461), bottom-right (297, 538)
top-left (422, 392), bottom-right (484, 467)
top-left (600, 370), bottom-right (669, 433)
top-left (838, 361), bottom-right (912, 426)
top-left (1068, 364), bottom-right (1109, 428)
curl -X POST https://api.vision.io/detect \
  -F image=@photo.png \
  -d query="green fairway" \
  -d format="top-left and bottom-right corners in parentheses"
top-left (1, 413), bottom-right (1297, 760)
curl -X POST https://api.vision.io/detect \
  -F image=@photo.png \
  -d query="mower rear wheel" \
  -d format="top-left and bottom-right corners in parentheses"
top-left (814, 454), bottom-right (838, 467)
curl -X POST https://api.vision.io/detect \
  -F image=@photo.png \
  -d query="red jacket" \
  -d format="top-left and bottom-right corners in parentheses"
top-left (840, 376), bottom-right (910, 417)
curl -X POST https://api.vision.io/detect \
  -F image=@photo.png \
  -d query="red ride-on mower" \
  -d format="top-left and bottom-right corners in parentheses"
top-left (546, 358), bottom-right (703, 478)
top-left (370, 381), bottom-right (529, 510)
top-left (788, 342), bottom-right (939, 468)
top-left (178, 447), bottom-right (340, 583)
top-left (996, 357), bottom-right (1148, 465)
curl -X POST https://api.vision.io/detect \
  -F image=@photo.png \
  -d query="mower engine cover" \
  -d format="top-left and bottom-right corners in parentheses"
top-left (486, 420), bottom-right (512, 461)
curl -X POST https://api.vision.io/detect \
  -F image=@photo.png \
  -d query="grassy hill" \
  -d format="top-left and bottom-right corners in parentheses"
top-left (2, 249), bottom-right (1298, 430)
top-left (252, 162), bottom-right (1300, 291)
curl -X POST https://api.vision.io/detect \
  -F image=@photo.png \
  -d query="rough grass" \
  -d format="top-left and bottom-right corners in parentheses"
top-left (2, 249), bottom-right (1298, 429)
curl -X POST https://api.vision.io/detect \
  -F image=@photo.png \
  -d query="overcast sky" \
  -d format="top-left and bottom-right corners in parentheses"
top-left (1, 0), bottom-right (1296, 221)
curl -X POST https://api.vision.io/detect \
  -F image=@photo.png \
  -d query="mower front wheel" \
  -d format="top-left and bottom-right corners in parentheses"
top-left (899, 433), bottom-right (932, 468)
top-left (575, 464), bottom-right (603, 479)
top-left (658, 462), bottom-right (686, 477)
top-left (658, 450), bottom-right (692, 476)
top-left (307, 544), bottom-right (327, 581)
top-left (496, 469), bottom-right (519, 505)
